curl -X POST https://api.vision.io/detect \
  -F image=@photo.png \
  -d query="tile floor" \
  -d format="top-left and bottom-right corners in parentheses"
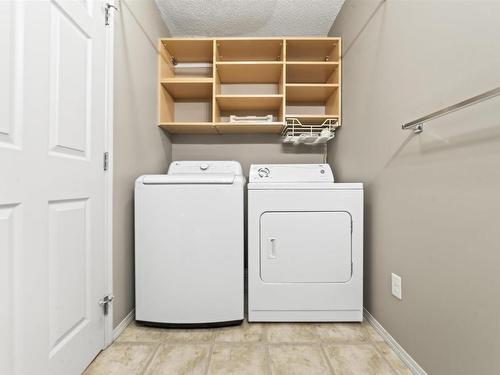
top-left (84, 320), bottom-right (412, 375)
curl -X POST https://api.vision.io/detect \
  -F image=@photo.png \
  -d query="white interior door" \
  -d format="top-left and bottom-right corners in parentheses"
top-left (260, 211), bottom-right (352, 283)
top-left (0, 1), bottom-right (108, 374)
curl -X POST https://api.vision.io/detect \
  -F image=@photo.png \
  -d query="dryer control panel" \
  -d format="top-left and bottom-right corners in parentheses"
top-left (249, 164), bottom-right (334, 183)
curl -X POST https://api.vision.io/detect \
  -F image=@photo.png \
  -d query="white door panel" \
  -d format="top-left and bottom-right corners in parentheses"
top-left (0, 1), bottom-right (22, 150)
top-left (260, 211), bottom-right (352, 283)
top-left (0, 1), bottom-right (107, 374)
top-left (0, 204), bottom-right (20, 375)
top-left (48, 198), bottom-right (90, 357)
top-left (49, 3), bottom-right (92, 159)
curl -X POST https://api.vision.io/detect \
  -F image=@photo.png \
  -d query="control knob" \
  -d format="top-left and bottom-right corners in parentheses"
top-left (258, 167), bottom-right (270, 178)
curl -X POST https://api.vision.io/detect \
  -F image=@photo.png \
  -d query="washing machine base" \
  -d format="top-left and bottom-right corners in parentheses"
top-left (136, 319), bottom-right (244, 329)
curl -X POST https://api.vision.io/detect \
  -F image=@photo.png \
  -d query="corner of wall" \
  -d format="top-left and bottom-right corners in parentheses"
top-left (112, 0), bottom-right (172, 329)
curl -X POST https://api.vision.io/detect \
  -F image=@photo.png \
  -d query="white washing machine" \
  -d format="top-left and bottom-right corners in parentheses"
top-left (135, 161), bottom-right (245, 327)
top-left (248, 164), bottom-right (363, 322)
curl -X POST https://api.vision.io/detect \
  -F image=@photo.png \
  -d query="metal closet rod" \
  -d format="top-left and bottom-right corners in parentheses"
top-left (402, 86), bottom-right (500, 133)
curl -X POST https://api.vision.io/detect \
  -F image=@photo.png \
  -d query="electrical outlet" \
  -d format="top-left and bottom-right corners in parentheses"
top-left (391, 273), bottom-right (402, 300)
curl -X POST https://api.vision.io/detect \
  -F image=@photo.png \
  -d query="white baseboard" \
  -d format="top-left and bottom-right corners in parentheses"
top-left (112, 309), bottom-right (135, 341)
top-left (364, 308), bottom-right (427, 375)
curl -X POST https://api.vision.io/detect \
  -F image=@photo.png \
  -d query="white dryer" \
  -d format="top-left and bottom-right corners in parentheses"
top-left (135, 161), bottom-right (245, 327)
top-left (247, 164), bottom-right (363, 322)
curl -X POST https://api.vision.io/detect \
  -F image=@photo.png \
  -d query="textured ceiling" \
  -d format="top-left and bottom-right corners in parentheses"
top-left (155, 0), bottom-right (345, 37)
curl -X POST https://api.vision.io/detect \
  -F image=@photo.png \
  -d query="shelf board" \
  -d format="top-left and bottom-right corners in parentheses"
top-left (284, 114), bottom-right (340, 125)
top-left (161, 77), bottom-right (213, 82)
top-left (159, 121), bottom-right (284, 134)
top-left (286, 38), bottom-right (340, 62)
top-left (160, 79), bottom-right (213, 99)
top-left (216, 62), bottom-right (283, 83)
top-left (286, 62), bottom-right (339, 83)
top-left (161, 39), bottom-right (213, 62)
top-left (215, 122), bottom-right (284, 134)
top-left (159, 122), bottom-right (217, 134)
top-left (286, 84), bottom-right (339, 102)
top-left (216, 39), bottom-right (283, 61)
top-left (216, 95), bottom-right (283, 111)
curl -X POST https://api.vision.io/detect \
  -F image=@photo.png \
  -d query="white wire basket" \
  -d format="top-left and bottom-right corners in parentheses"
top-left (282, 118), bottom-right (339, 145)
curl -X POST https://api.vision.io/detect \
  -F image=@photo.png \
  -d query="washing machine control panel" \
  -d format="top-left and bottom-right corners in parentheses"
top-left (168, 161), bottom-right (243, 176)
top-left (249, 164), bottom-right (334, 183)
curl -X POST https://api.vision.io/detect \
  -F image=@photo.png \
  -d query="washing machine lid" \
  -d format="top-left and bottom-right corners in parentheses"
top-left (249, 164), bottom-right (334, 183)
top-left (141, 174), bottom-right (236, 185)
top-left (168, 160), bottom-right (243, 176)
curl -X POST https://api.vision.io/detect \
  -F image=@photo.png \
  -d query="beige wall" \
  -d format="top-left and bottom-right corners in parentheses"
top-left (113, 0), bottom-right (172, 328)
top-left (328, 1), bottom-right (500, 374)
top-left (172, 135), bottom-right (325, 176)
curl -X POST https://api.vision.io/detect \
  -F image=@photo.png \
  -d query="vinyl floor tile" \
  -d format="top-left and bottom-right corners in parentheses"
top-left (207, 344), bottom-right (268, 375)
top-left (144, 344), bottom-right (210, 375)
top-left (266, 323), bottom-right (320, 343)
top-left (269, 344), bottom-right (331, 375)
top-left (83, 342), bottom-right (155, 375)
top-left (323, 343), bottom-right (395, 375)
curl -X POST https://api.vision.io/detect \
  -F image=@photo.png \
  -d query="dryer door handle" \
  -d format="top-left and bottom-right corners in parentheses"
top-left (268, 237), bottom-right (277, 259)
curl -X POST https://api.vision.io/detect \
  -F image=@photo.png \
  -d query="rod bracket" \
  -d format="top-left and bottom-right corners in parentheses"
top-left (414, 123), bottom-right (424, 134)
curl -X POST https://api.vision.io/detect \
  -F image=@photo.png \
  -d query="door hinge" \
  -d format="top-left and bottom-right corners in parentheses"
top-left (99, 294), bottom-right (114, 315)
top-left (103, 152), bottom-right (109, 171)
top-left (104, 3), bottom-right (119, 26)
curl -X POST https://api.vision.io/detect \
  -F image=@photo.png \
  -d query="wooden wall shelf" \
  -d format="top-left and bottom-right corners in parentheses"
top-left (216, 62), bottom-right (283, 83)
top-left (285, 38), bottom-right (340, 62)
top-left (216, 95), bottom-right (283, 111)
top-left (286, 84), bottom-right (338, 102)
top-left (161, 39), bottom-right (213, 63)
top-left (159, 122), bottom-right (217, 134)
top-left (215, 123), bottom-right (284, 134)
top-left (160, 79), bottom-right (213, 99)
top-left (216, 39), bottom-right (284, 61)
top-left (158, 38), bottom-right (341, 134)
top-left (160, 122), bottom-right (285, 135)
top-left (286, 62), bottom-right (339, 83)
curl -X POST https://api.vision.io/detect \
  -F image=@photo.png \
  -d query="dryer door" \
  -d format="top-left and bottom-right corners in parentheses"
top-left (260, 211), bottom-right (351, 283)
